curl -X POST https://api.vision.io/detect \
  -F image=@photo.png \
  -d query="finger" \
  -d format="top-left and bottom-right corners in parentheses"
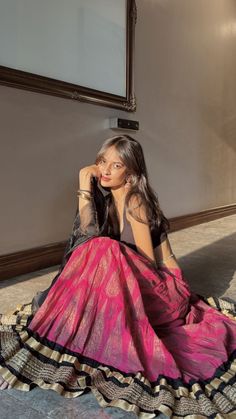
top-left (96, 166), bottom-right (102, 175)
top-left (0, 380), bottom-right (9, 390)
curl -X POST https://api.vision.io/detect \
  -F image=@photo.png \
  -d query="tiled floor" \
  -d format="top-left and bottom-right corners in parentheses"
top-left (0, 214), bottom-right (236, 418)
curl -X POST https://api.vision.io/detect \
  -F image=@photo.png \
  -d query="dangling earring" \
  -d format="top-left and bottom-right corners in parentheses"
top-left (124, 175), bottom-right (132, 189)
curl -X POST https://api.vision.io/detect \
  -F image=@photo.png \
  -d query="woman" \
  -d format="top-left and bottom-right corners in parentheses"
top-left (0, 135), bottom-right (236, 418)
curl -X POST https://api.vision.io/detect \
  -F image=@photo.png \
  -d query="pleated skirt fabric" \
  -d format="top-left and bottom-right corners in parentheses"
top-left (1, 237), bottom-right (236, 418)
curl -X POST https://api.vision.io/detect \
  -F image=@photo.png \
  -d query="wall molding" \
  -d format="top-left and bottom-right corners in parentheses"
top-left (0, 241), bottom-right (67, 281)
top-left (1, 203), bottom-right (235, 281)
top-left (169, 203), bottom-right (236, 231)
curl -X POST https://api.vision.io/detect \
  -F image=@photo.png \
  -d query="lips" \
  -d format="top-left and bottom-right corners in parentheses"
top-left (101, 176), bottom-right (111, 181)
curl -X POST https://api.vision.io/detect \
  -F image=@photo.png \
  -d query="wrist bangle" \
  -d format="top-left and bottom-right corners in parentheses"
top-left (77, 191), bottom-right (92, 200)
top-left (77, 195), bottom-right (92, 201)
top-left (158, 253), bottom-right (175, 265)
top-left (77, 189), bottom-right (92, 194)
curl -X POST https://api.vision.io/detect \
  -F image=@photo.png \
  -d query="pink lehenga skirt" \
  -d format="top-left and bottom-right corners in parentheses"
top-left (0, 236), bottom-right (236, 418)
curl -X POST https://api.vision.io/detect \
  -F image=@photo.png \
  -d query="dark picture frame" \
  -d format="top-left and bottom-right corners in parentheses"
top-left (0, 0), bottom-right (137, 112)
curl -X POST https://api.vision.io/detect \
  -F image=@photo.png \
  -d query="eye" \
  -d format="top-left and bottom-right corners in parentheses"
top-left (114, 163), bottom-right (122, 169)
top-left (98, 158), bottom-right (105, 165)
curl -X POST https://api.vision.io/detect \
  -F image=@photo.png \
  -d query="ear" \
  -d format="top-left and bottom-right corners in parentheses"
top-left (125, 173), bottom-right (131, 182)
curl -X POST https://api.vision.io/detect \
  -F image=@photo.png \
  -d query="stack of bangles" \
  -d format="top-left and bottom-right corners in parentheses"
top-left (77, 189), bottom-right (93, 201)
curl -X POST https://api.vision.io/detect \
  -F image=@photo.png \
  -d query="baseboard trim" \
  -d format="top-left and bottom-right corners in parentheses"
top-left (0, 241), bottom-right (67, 281)
top-left (169, 202), bottom-right (236, 231)
top-left (1, 203), bottom-right (235, 280)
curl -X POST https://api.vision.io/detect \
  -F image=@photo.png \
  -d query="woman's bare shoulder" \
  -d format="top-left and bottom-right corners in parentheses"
top-left (125, 193), bottom-right (148, 224)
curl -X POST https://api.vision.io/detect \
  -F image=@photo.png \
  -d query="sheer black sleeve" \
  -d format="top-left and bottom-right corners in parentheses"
top-left (31, 178), bottom-right (108, 314)
top-left (151, 219), bottom-right (168, 249)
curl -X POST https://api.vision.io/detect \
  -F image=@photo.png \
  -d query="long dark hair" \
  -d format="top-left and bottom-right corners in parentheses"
top-left (95, 135), bottom-right (170, 233)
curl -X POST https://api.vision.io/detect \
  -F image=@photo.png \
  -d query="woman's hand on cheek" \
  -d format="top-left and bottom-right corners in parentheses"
top-left (79, 164), bottom-right (102, 190)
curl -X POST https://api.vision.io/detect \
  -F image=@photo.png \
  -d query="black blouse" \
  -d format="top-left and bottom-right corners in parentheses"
top-left (118, 208), bottom-right (167, 252)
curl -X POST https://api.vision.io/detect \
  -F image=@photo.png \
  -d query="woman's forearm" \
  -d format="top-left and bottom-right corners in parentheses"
top-left (77, 172), bottom-right (99, 235)
top-left (78, 173), bottom-right (92, 214)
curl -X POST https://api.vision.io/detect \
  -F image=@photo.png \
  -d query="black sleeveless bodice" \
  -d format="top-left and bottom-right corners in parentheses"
top-left (115, 206), bottom-right (167, 252)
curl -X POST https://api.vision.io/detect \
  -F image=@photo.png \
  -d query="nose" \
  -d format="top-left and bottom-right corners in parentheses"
top-left (103, 163), bottom-right (111, 175)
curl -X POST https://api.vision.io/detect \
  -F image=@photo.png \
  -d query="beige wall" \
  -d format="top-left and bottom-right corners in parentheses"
top-left (0, 0), bottom-right (236, 255)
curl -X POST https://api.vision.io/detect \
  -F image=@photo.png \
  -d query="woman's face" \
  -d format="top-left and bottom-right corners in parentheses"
top-left (97, 145), bottom-right (128, 189)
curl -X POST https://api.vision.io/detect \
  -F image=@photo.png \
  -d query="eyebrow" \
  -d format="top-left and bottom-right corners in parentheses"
top-left (102, 157), bottom-right (124, 164)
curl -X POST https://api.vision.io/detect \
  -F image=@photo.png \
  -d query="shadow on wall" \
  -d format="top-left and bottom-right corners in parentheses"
top-left (178, 232), bottom-right (236, 298)
top-left (200, 104), bottom-right (236, 153)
